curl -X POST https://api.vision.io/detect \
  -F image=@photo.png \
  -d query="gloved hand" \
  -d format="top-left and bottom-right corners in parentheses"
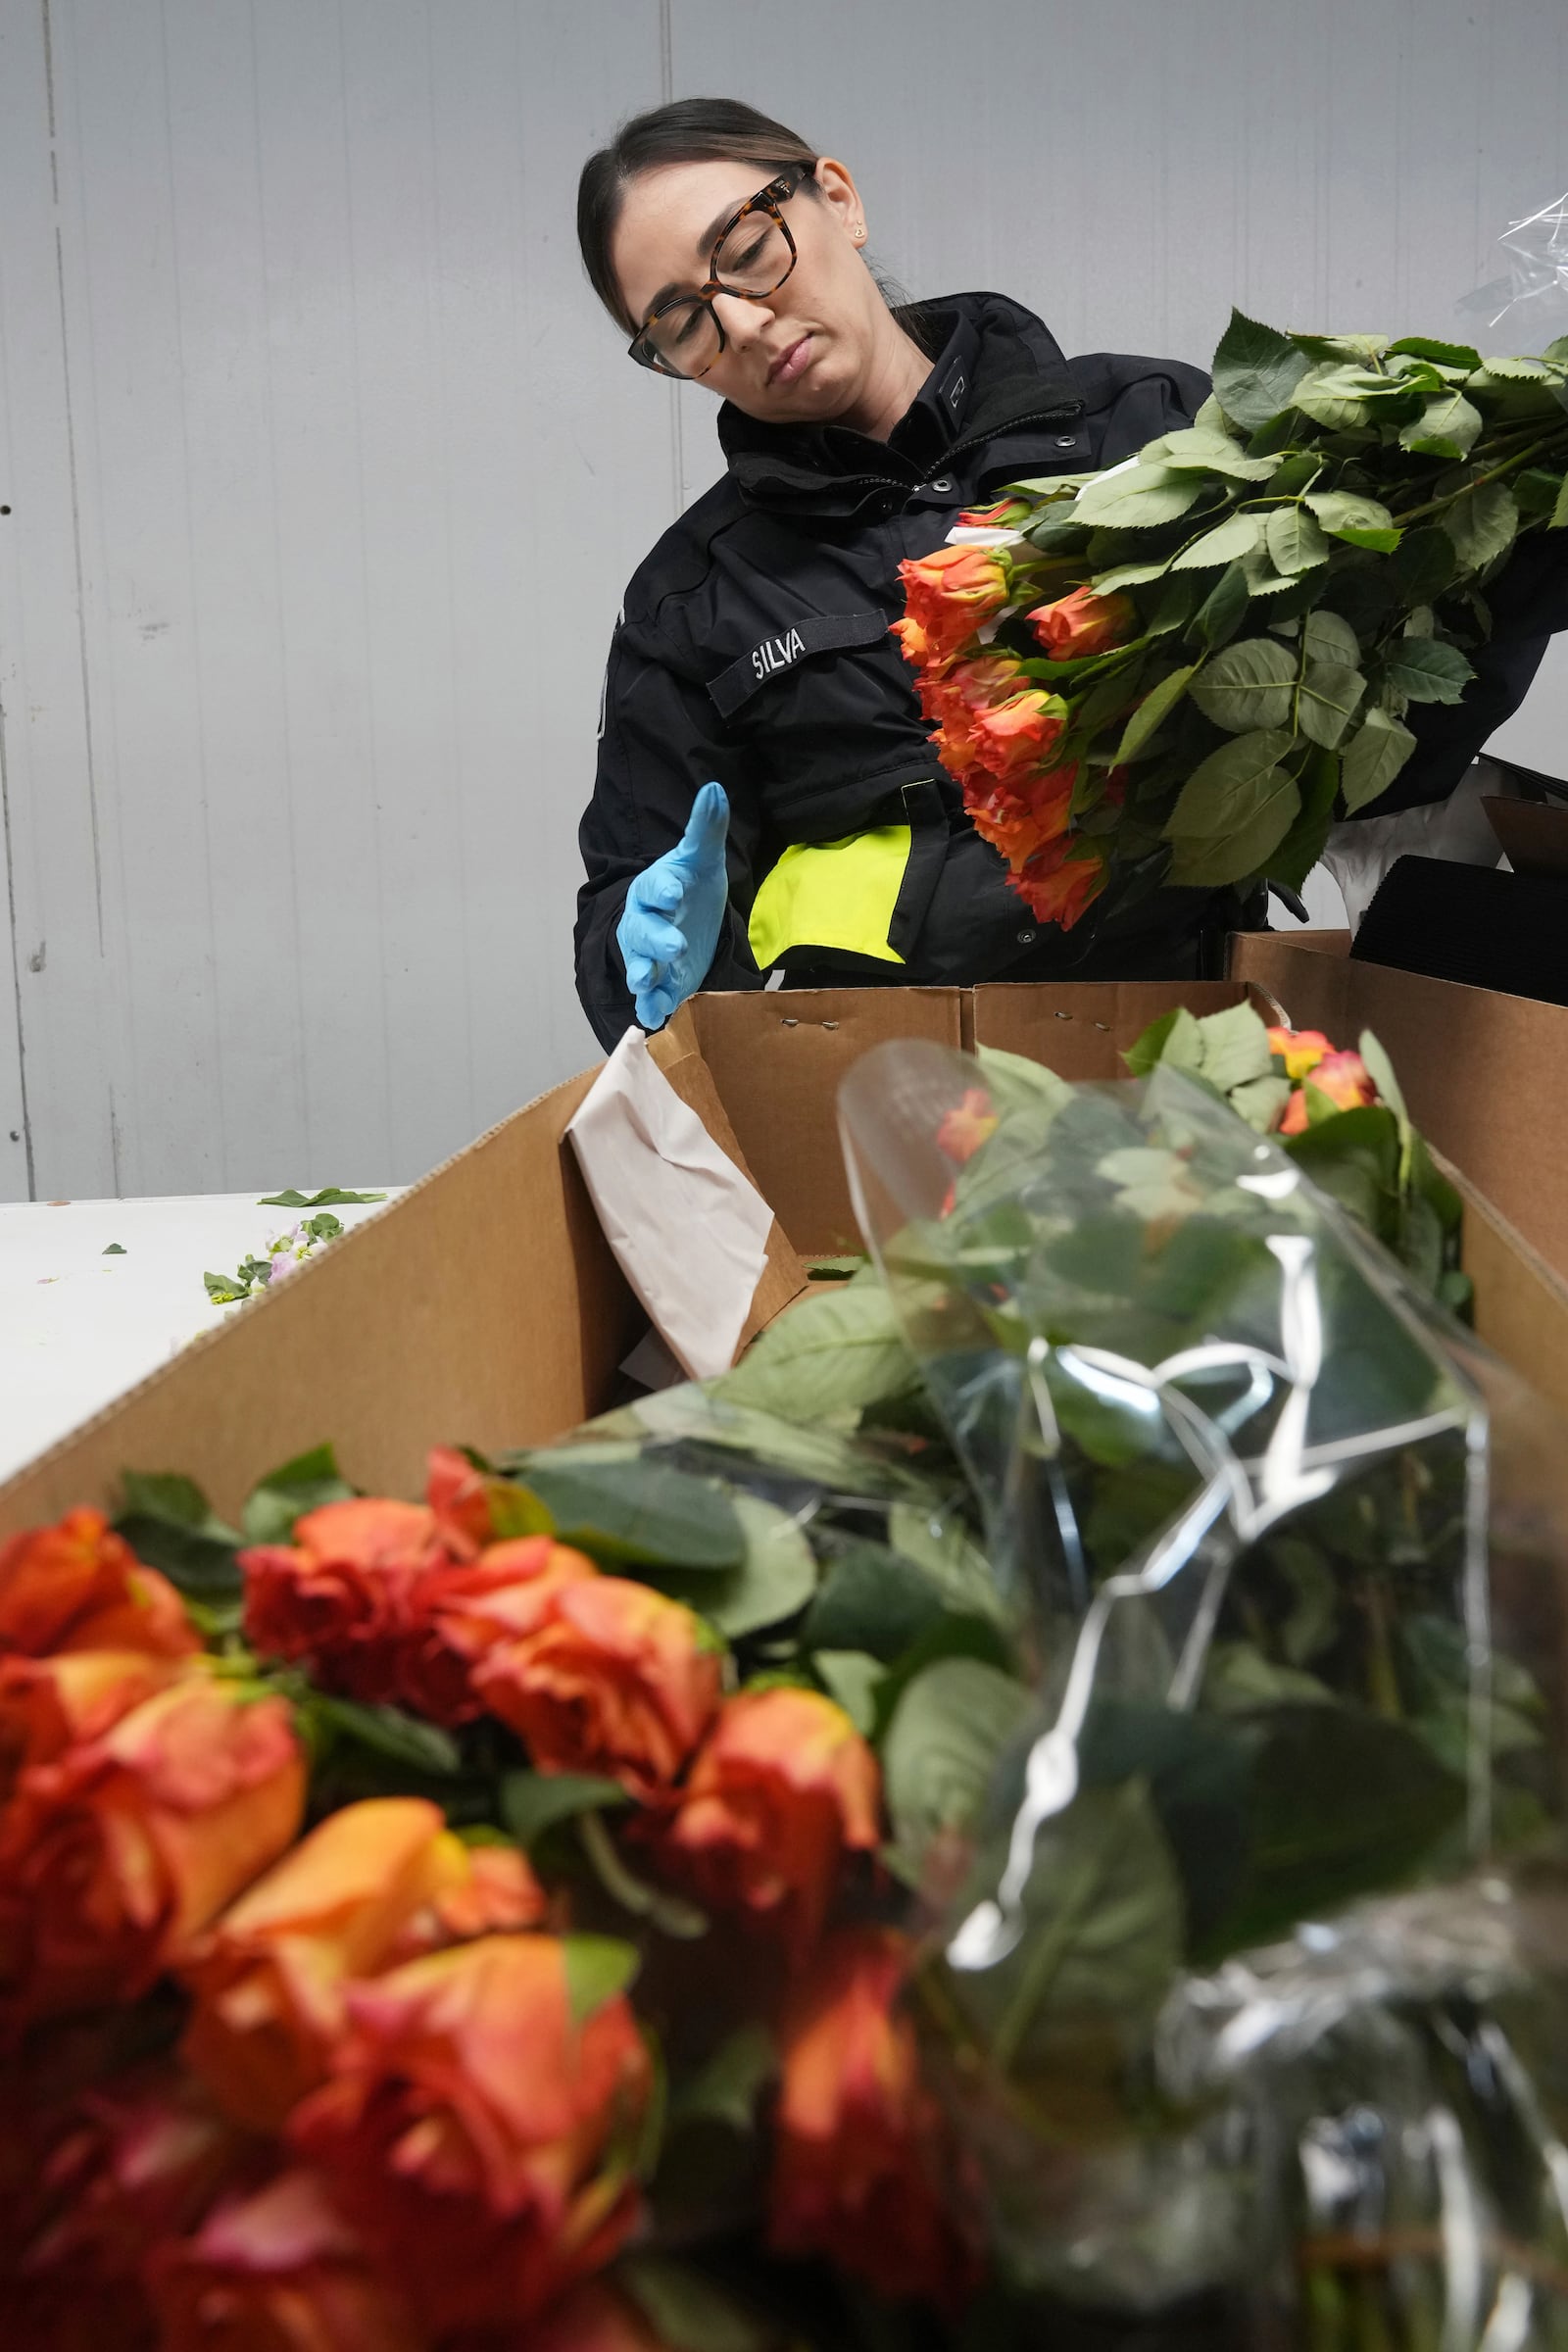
top-left (615, 781), bottom-right (731, 1031)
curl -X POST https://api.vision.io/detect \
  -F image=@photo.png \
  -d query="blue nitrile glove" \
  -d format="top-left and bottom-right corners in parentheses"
top-left (615, 781), bottom-right (730, 1031)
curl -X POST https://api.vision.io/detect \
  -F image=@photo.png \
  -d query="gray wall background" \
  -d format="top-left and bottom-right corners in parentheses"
top-left (2, 0), bottom-right (1566, 1201)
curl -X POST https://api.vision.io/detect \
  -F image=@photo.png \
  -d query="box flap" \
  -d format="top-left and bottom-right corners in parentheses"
top-left (1484, 796), bottom-right (1568, 880)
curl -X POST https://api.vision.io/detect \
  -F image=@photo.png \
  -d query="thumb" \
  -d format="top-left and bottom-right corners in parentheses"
top-left (675, 780), bottom-right (729, 871)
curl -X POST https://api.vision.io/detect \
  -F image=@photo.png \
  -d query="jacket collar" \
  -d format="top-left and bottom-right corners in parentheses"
top-left (715, 290), bottom-right (1082, 512)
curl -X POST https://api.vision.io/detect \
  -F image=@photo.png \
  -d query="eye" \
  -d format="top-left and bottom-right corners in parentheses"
top-left (672, 309), bottom-right (704, 346)
top-left (732, 232), bottom-right (768, 272)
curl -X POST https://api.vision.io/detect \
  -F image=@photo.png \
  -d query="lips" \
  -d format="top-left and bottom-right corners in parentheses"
top-left (767, 334), bottom-right (814, 387)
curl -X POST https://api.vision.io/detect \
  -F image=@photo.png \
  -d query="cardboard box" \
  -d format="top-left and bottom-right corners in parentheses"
top-left (2, 972), bottom-right (1564, 1535)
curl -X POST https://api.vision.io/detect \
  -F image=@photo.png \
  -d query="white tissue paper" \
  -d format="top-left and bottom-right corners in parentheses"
top-left (565, 1026), bottom-right (774, 1381)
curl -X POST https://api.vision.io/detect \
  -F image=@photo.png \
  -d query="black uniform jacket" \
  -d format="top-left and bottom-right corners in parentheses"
top-left (575, 291), bottom-right (1566, 1051)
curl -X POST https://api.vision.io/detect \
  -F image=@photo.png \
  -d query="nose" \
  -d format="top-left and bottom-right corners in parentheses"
top-left (710, 290), bottom-right (773, 349)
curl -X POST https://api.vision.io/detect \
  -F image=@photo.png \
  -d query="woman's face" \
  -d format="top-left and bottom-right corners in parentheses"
top-left (610, 157), bottom-right (893, 428)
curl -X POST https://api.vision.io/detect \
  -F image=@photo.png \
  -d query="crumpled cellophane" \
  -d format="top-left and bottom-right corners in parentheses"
top-left (838, 1039), bottom-right (1568, 2340)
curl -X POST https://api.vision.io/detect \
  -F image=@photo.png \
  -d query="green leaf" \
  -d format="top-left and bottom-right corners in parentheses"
top-left (1399, 389), bottom-right (1483, 458)
top-left (562, 1932), bottom-right (640, 2026)
top-left (505, 1456), bottom-right (745, 1572)
top-left (1383, 638), bottom-right (1475, 706)
top-left (1115, 662), bottom-right (1200, 760)
top-left (1265, 505), bottom-right (1331, 574)
top-left (657, 1490), bottom-right (815, 1639)
top-left (1191, 560), bottom-right (1252, 651)
top-left (116, 1471), bottom-right (244, 1598)
top-left (1441, 478), bottom-right (1520, 572)
top-left (1089, 553), bottom-right (1175, 591)
top-left (1188, 637), bottom-right (1298, 732)
top-left (1301, 609), bottom-right (1361, 669)
top-left (1387, 335), bottom-right (1481, 370)
top-left (1356, 1028), bottom-right (1407, 1125)
top-left (308, 1692), bottom-right (462, 1777)
top-left (1291, 364), bottom-right (1375, 431)
top-left (1229, 1073), bottom-right (1293, 1130)
top-left (1124, 1004), bottom-right (1202, 1080)
top-left (204, 1270), bottom-right (251, 1304)
top-left (712, 1281), bottom-right (917, 1421)
top-left (501, 1768), bottom-right (629, 1849)
top-left (1268, 745), bottom-right (1342, 891)
top-left (1304, 487), bottom-right (1400, 552)
top-left (1165, 729), bottom-right (1301, 888)
top-left (1160, 428), bottom-right (1281, 482)
top-left (1516, 466), bottom-right (1567, 517)
top-left (887, 1499), bottom-right (1004, 1623)
top-left (1193, 1001), bottom-right (1274, 1093)
top-left (102, 1242), bottom-right (126, 1254)
top-left (813, 1649), bottom-right (884, 1734)
top-left (1211, 308), bottom-right (1310, 432)
top-left (1341, 706), bottom-right (1418, 811)
top-left (1553, 475), bottom-right (1568, 530)
top-left (1296, 660), bottom-right (1366, 751)
top-left (617, 2255), bottom-right (776, 2352)
top-left (1072, 465), bottom-right (1207, 529)
top-left (884, 1657), bottom-right (1033, 1874)
top-left (802, 1543), bottom-right (946, 1663)
top-left (1387, 525), bottom-right (1459, 606)
top-left (241, 1443), bottom-right (355, 1545)
top-left (1170, 512), bottom-right (1264, 571)
top-left (257, 1188), bottom-right (388, 1208)
top-left (668, 2022), bottom-right (776, 2135)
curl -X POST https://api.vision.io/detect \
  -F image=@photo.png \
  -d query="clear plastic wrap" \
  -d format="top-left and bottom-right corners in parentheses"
top-left (837, 1040), bottom-right (1568, 2339)
top-left (1457, 192), bottom-right (1568, 364)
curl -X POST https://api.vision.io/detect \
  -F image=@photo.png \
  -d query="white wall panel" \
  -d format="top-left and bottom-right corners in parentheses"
top-left (1, 0), bottom-right (1566, 1199)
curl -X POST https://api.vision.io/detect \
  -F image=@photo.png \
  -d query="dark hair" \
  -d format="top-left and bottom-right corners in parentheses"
top-left (577, 98), bottom-right (821, 332)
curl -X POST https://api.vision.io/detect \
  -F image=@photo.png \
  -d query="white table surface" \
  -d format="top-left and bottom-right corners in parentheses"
top-left (0, 1189), bottom-right (399, 1487)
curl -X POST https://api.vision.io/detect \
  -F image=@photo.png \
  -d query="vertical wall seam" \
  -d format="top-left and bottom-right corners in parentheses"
top-left (40, 0), bottom-right (105, 960)
top-left (658, 0), bottom-right (683, 518)
top-left (0, 680), bottom-right (36, 1200)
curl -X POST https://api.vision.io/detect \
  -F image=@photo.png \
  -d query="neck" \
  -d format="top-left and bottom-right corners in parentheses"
top-left (836, 314), bottom-right (932, 441)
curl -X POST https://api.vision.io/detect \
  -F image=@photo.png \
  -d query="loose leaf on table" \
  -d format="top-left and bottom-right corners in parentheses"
top-left (241, 1442), bottom-right (356, 1545)
top-left (502, 1453), bottom-right (745, 1572)
top-left (116, 1470), bottom-right (244, 1598)
top-left (257, 1188), bottom-right (388, 1208)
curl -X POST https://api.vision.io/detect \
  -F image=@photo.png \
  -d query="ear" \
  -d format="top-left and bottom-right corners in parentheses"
top-left (812, 157), bottom-right (864, 240)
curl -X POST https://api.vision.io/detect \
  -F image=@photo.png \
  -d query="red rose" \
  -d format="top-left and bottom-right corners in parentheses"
top-left (0, 1508), bottom-right (198, 1663)
top-left (290, 1934), bottom-right (654, 2337)
top-left (0, 1668), bottom-right (305, 2032)
top-left (1028, 584), bottom-right (1138, 660)
top-left (240, 1497), bottom-right (443, 1701)
top-left (661, 1689), bottom-right (880, 1957)
top-left (149, 2168), bottom-right (422, 2352)
top-left (768, 1927), bottom-right (980, 2312)
top-left (474, 1576), bottom-right (723, 1802)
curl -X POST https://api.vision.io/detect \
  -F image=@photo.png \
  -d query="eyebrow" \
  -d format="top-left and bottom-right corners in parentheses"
top-left (636, 192), bottom-right (760, 325)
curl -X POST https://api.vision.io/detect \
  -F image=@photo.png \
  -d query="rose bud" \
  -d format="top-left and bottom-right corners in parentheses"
top-left (896, 544), bottom-right (1009, 665)
top-left (290, 1934), bottom-right (654, 2337)
top-left (1012, 836), bottom-right (1107, 930)
top-left (150, 2167), bottom-right (422, 2352)
top-left (1027, 583), bottom-right (1138, 661)
top-left (0, 1668), bottom-right (305, 2033)
top-left (768, 1926), bottom-right (981, 2312)
top-left (1279, 1046), bottom-right (1379, 1136)
top-left (475, 1577), bottom-right (723, 1803)
top-left (661, 1688), bottom-right (880, 1958)
top-left (970, 690), bottom-right (1070, 785)
top-left (182, 1795), bottom-right (542, 2132)
top-left (0, 1508), bottom-right (199, 1662)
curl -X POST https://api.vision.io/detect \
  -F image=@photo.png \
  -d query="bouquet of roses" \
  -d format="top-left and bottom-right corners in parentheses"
top-left (896, 311), bottom-right (1568, 928)
top-left (3, 1014), bottom-right (1565, 2348)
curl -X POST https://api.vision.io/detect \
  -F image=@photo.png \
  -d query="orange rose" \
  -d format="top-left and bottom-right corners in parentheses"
top-left (475, 1577), bottom-right (723, 1802)
top-left (968, 767), bottom-right (1075, 871)
top-left (897, 544), bottom-right (1009, 665)
top-left (410, 1535), bottom-right (598, 1724)
top-left (150, 2168), bottom-right (422, 2352)
top-left (290, 1934), bottom-right (654, 2337)
top-left (424, 1443), bottom-right (494, 1559)
top-left (890, 613), bottom-right (933, 672)
top-left (1012, 836), bottom-right (1108, 931)
top-left (0, 1668), bottom-right (305, 2031)
top-left (1028, 584), bottom-right (1138, 660)
top-left (1279, 1046), bottom-right (1378, 1136)
top-left (240, 1496), bottom-right (443, 1702)
top-left (936, 1089), bottom-right (999, 1167)
top-left (661, 1689), bottom-right (880, 1957)
top-left (0, 1508), bottom-right (198, 1662)
top-left (970, 691), bottom-right (1070, 785)
top-left (182, 1796), bottom-right (543, 2131)
top-left (769, 1927), bottom-right (980, 2311)
top-left (1267, 1025), bottom-right (1332, 1082)
top-left (5, 2065), bottom-right (240, 2352)
top-left (0, 1647), bottom-right (187, 1801)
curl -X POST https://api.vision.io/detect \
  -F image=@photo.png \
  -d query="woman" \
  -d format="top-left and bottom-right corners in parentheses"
top-left (574, 99), bottom-right (1561, 1049)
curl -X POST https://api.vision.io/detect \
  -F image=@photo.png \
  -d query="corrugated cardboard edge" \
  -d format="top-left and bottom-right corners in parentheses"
top-left (0, 1066), bottom-right (640, 1531)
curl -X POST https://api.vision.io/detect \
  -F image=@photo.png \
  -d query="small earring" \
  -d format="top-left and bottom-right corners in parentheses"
top-left (853, 224), bottom-right (865, 241)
